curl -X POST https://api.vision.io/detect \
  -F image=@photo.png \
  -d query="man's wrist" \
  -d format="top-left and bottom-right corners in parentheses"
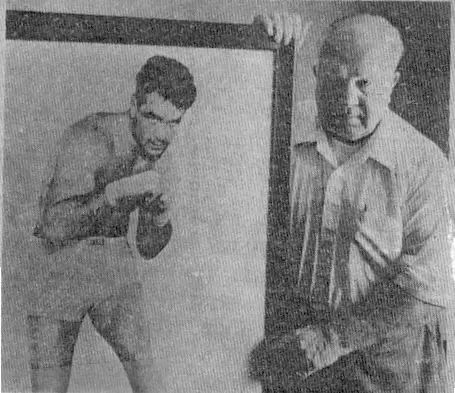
top-left (89, 192), bottom-right (110, 215)
top-left (153, 211), bottom-right (171, 227)
top-left (138, 208), bottom-right (170, 227)
top-left (295, 325), bottom-right (345, 370)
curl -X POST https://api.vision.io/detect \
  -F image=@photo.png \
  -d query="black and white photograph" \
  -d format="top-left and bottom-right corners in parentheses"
top-left (1, 1), bottom-right (454, 393)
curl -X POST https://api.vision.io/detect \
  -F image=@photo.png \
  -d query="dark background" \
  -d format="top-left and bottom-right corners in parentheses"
top-left (355, 1), bottom-right (451, 155)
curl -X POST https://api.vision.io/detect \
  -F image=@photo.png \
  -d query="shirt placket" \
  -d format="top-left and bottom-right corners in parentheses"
top-left (310, 167), bottom-right (344, 310)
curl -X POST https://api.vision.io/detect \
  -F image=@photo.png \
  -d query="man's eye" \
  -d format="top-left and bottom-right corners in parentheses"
top-left (356, 79), bottom-right (370, 90)
top-left (143, 113), bottom-right (158, 119)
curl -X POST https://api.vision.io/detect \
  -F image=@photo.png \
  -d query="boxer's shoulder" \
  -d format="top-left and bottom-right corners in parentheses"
top-left (67, 113), bottom-right (115, 147)
top-left (58, 113), bottom-right (121, 167)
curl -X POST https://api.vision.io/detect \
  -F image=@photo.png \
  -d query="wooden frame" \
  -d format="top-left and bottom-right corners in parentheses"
top-left (4, 10), bottom-right (294, 392)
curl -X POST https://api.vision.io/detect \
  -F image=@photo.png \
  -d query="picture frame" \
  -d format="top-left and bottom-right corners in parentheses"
top-left (3, 10), bottom-right (294, 392)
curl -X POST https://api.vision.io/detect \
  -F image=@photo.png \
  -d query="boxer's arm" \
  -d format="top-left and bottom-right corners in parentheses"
top-left (40, 192), bottom-right (110, 242)
top-left (38, 131), bottom-right (114, 243)
top-left (41, 180), bottom-right (165, 245)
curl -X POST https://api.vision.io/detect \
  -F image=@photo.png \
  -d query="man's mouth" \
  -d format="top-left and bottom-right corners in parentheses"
top-left (346, 116), bottom-right (362, 126)
top-left (145, 140), bottom-right (166, 149)
top-left (333, 109), bottom-right (364, 124)
top-left (330, 113), bottom-right (362, 121)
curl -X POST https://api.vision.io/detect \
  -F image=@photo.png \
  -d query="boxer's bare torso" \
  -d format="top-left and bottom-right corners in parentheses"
top-left (35, 112), bottom-right (169, 256)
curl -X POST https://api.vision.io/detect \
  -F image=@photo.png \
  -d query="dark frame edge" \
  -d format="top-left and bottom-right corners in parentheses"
top-left (261, 41), bottom-right (294, 393)
top-left (264, 42), bottom-right (294, 332)
top-left (6, 9), bottom-right (279, 50)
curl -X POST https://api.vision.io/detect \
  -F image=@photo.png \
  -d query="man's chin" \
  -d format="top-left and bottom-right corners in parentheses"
top-left (135, 143), bottom-right (166, 163)
top-left (343, 128), bottom-right (370, 142)
top-left (144, 149), bottom-right (164, 159)
top-left (327, 124), bottom-right (374, 143)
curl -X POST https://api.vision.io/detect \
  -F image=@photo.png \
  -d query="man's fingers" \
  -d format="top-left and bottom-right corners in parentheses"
top-left (158, 192), bottom-right (172, 203)
top-left (157, 193), bottom-right (173, 209)
top-left (292, 14), bottom-right (302, 47)
top-left (271, 12), bottom-right (284, 43)
top-left (282, 12), bottom-right (294, 46)
top-left (254, 14), bottom-right (274, 37)
top-left (296, 20), bottom-right (312, 51)
top-left (254, 13), bottom-right (310, 48)
top-left (265, 15), bottom-right (275, 37)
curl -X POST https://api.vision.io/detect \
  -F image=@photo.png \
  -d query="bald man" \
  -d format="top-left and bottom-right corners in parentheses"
top-left (251, 13), bottom-right (453, 392)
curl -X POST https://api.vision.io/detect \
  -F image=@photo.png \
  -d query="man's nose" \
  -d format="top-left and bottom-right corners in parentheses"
top-left (154, 123), bottom-right (169, 141)
top-left (345, 78), bottom-right (360, 107)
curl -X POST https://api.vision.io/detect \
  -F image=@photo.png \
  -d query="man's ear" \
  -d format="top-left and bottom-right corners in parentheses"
top-left (130, 95), bottom-right (138, 117)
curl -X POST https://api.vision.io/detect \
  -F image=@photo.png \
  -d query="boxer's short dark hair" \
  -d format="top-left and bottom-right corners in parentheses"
top-left (135, 56), bottom-right (197, 111)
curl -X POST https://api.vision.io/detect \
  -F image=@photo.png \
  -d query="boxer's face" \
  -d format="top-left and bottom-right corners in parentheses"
top-left (131, 91), bottom-right (185, 160)
top-left (315, 33), bottom-right (399, 142)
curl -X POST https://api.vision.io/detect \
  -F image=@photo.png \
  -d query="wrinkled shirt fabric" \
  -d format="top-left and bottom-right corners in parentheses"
top-left (290, 109), bottom-right (453, 312)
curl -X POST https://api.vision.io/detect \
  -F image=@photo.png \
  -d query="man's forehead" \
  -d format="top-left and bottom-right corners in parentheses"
top-left (141, 91), bottom-right (184, 121)
top-left (321, 45), bottom-right (395, 72)
top-left (322, 38), bottom-right (399, 73)
top-left (322, 14), bottom-right (402, 69)
top-left (327, 29), bottom-right (385, 57)
top-left (331, 14), bottom-right (394, 41)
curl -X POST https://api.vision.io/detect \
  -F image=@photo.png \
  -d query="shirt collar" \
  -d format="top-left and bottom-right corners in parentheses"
top-left (293, 107), bottom-right (398, 172)
top-left (361, 110), bottom-right (397, 172)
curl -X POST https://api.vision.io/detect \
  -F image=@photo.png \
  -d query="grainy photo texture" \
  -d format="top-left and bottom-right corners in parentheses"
top-left (2, 1), bottom-right (454, 393)
top-left (254, 3), bottom-right (454, 393)
top-left (2, 9), bottom-right (293, 393)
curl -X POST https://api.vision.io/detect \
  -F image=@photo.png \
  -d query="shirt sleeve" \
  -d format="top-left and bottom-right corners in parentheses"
top-left (296, 279), bottom-right (442, 368)
top-left (393, 152), bottom-right (453, 307)
top-left (325, 152), bottom-right (453, 356)
top-left (298, 152), bottom-right (453, 361)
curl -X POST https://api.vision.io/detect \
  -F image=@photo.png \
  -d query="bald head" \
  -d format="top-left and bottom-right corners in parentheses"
top-left (321, 14), bottom-right (404, 72)
top-left (315, 14), bottom-right (403, 142)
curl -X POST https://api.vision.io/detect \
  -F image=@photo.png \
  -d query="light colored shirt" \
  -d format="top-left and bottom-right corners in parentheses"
top-left (290, 109), bottom-right (453, 311)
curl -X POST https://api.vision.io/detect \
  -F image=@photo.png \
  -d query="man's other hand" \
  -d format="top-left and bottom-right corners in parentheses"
top-left (248, 333), bottom-right (315, 389)
top-left (253, 12), bottom-right (311, 50)
top-left (295, 325), bottom-right (346, 371)
top-left (142, 192), bottom-right (173, 227)
top-left (249, 325), bottom-right (346, 388)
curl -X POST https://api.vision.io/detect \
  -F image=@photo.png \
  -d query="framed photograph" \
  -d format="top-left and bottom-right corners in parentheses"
top-left (2, 10), bottom-right (293, 393)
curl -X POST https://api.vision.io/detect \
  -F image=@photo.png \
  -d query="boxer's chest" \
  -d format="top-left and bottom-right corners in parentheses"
top-left (95, 120), bottom-right (154, 186)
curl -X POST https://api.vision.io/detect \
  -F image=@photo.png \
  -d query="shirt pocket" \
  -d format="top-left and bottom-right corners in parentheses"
top-left (354, 206), bottom-right (403, 275)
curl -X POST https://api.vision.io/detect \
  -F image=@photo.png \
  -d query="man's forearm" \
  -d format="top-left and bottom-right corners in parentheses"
top-left (250, 282), bottom-right (436, 387)
top-left (40, 192), bottom-right (109, 242)
top-left (307, 280), bottom-right (430, 356)
top-left (260, 279), bottom-right (433, 383)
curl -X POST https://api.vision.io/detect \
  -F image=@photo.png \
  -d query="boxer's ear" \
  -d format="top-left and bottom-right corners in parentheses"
top-left (130, 95), bottom-right (138, 118)
top-left (392, 71), bottom-right (400, 88)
